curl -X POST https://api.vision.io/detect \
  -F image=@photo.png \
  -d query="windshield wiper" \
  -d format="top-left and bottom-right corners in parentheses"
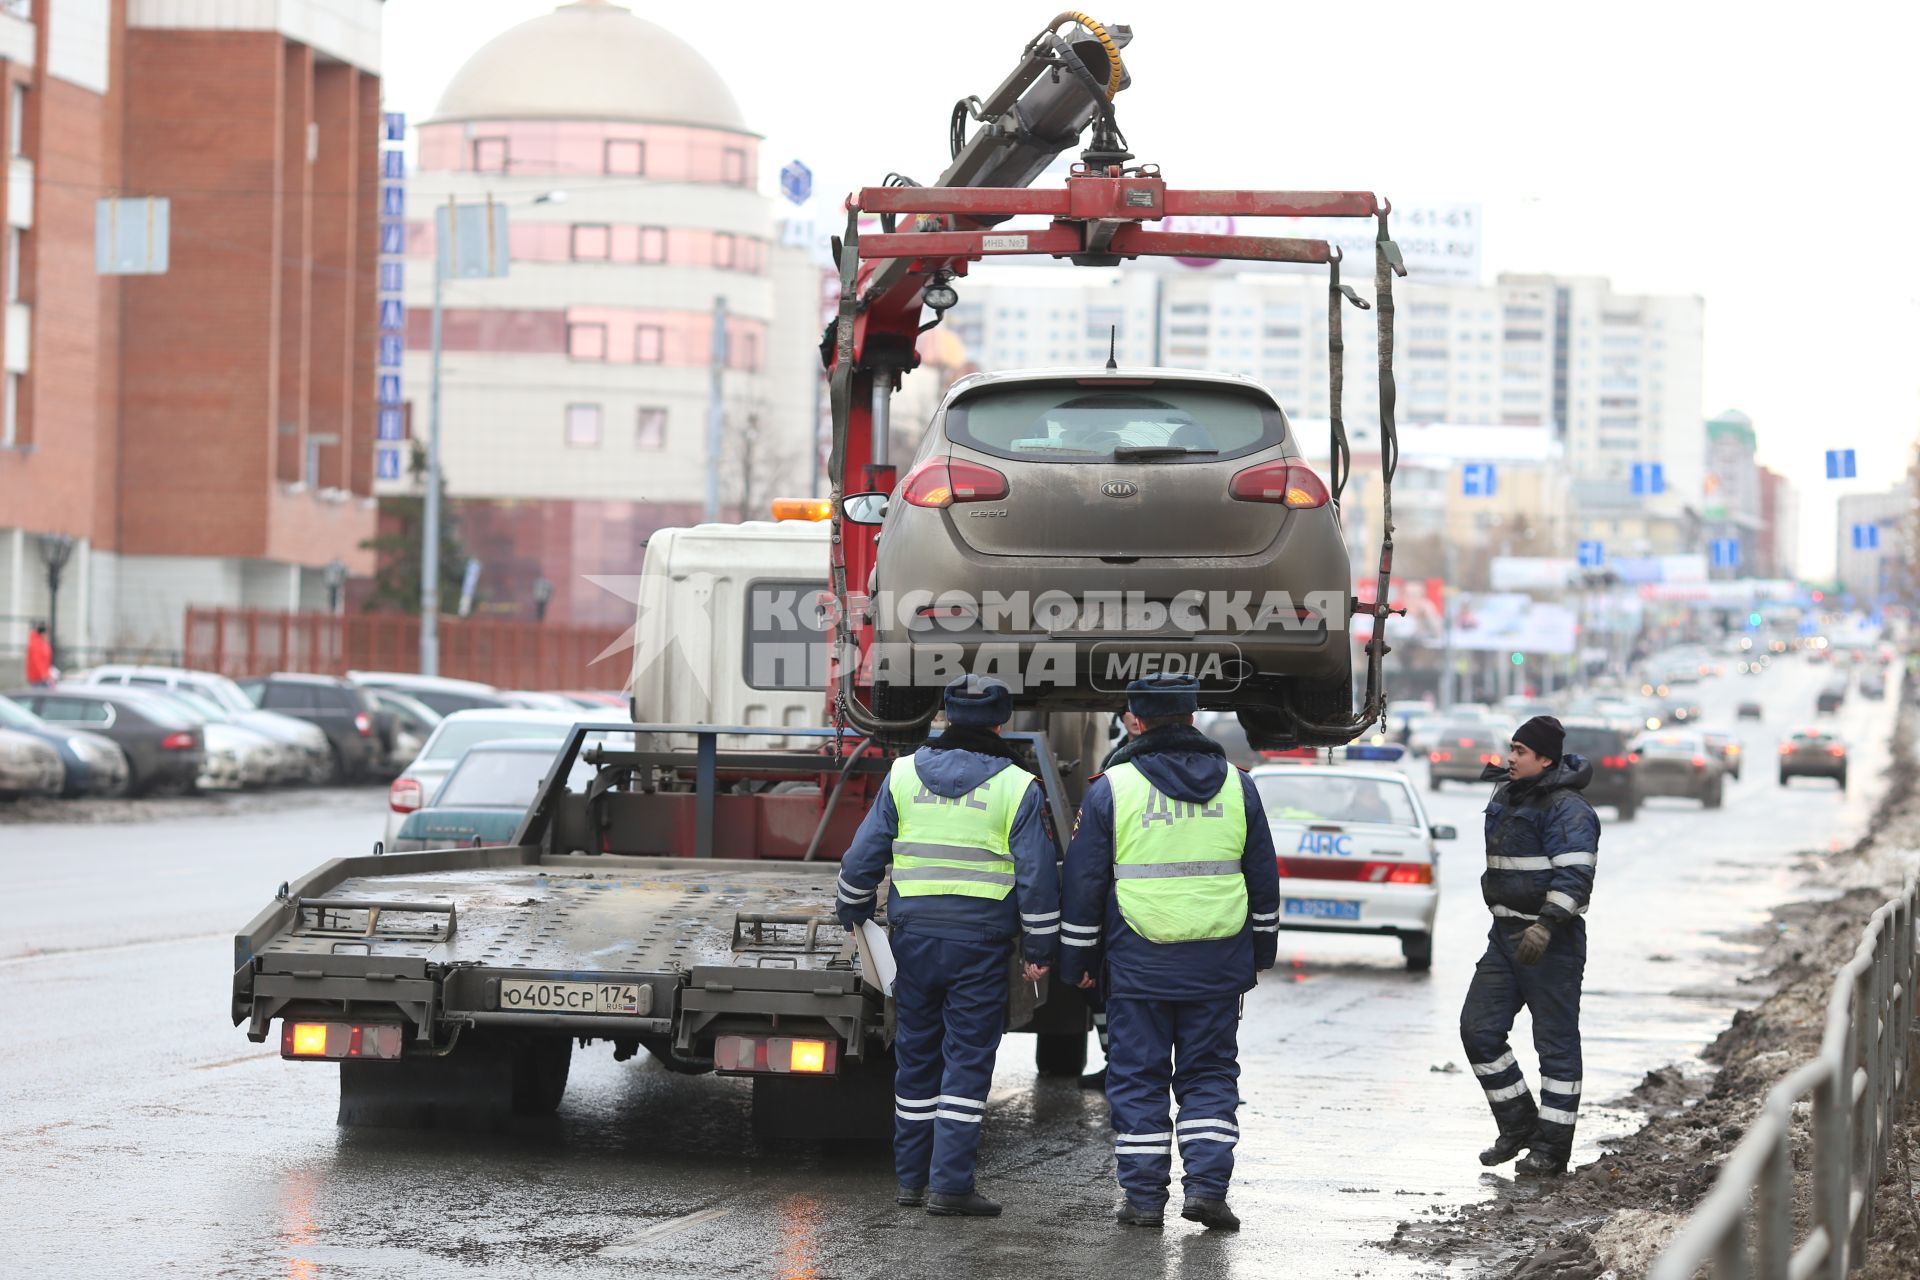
top-left (1111, 445), bottom-right (1219, 461)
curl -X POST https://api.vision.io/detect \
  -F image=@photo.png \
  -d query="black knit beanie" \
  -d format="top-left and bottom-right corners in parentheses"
top-left (1512, 715), bottom-right (1565, 764)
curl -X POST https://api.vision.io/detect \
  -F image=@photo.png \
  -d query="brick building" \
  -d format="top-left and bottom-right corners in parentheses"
top-left (0, 0), bottom-right (383, 666)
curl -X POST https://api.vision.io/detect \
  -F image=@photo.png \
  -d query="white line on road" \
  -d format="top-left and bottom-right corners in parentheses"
top-left (0, 930), bottom-right (225, 967)
top-left (597, 1207), bottom-right (732, 1254)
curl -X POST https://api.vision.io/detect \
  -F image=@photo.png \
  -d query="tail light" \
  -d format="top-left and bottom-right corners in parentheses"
top-left (1429, 749), bottom-right (1453, 762)
top-left (1456, 737), bottom-right (1475, 748)
top-left (1228, 457), bottom-right (1330, 508)
top-left (160, 731), bottom-right (196, 750)
top-left (712, 1034), bottom-right (839, 1076)
top-left (354, 713), bottom-right (372, 737)
top-left (1384, 864), bottom-right (1434, 885)
top-left (1778, 744), bottom-right (1794, 755)
top-left (901, 459), bottom-right (1008, 508)
top-left (390, 776), bottom-right (423, 813)
top-left (1691, 755), bottom-right (1707, 768)
top-left (281, 1021), bottom-right (403, 1060)
top-left (1828, 745), bottom-right (1847, 757)
top-left (1629, 752), bottom-right (1640, 763)
top-left (1276, 856), bottom-right (1433, 885)
top-left (1600, 755), bottom-right (1628, 769)
top-left (1479, 752), bottom-right (1502, 765)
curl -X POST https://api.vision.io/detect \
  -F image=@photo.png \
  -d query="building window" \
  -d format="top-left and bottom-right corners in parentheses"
top-left (570, 224), bottom-right (611, 260)
top-left (635, 407), bottom-right (667, 449)
top-left (604, 139), bottom-right (645, 176)
top-left (8, 83), bottom-right (23, 158)
top-left (471, 136), bottom-right (509, 173)
top-left (567, 322), bottom-right (608, 361)
top-left (733, 331), bottom-right (759, 371)
top-left (565, 403), bottom-right (602, 448)
top-left (639, 227), bottom-right (667, 263)
top-left (635, 325), bottom-right (664, 363)
top-left (713, 233), bottom-right (736, 269)
top-left (722, 147), bottom-right (748, 186)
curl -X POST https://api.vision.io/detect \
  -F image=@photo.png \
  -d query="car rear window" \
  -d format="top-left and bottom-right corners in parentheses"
top-left (945, 382), bottom-right (1285, 464)
top-left (424, 719), bottom-right (572, 761)
top-left (436, 748), bottom-right (564, 808)
top-left (1563, 727), bottom-right (1624, 756)
top-left (1256, 774), bottom-right (1418, 828)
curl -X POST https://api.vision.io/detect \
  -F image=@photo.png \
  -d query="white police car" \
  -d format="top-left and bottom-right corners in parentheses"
top-left (1250, 763), bottom-right (1450, 970)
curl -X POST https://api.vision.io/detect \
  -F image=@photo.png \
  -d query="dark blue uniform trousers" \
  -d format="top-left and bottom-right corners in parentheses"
top-left (1460, 919), bottom-right (1586, 1154)
top-left (890, 931), bottom-right (1009, 1195)
top-left (1105, 994), bottom-right (1242, 1205)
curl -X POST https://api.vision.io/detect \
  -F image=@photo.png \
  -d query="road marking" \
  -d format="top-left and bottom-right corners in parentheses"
top-left (597, 1207), bottom-right (732, 1253)
top-left (192, 1051), bottom-right (278, 1071)
top-left (0, 930), bottom-right (225, 967)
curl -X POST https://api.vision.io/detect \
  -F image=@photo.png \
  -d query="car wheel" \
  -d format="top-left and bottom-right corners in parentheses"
top-left (1838, 770), bottom-right (1848, 792)
top-left (1615, 799), bottom-right (1637, 822)
top-left (1429, 775), bottom-right (1443, 792)
top-left (1400, 932), bottom-right (1433, 972)
top-left (1704, 781), bottom-right (1723, 809)
top-left (325, 742), bottom-right (349, 785)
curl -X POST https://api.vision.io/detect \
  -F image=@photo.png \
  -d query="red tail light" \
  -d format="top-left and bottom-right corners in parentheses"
top-left (901, 459), bottom-right (1008, 508)
top-left (1691, 755), bottom-right (1707, 768)
top-left (1228, 458), bottom-right (1330, 508)
top-left (1384, 864), bottom-right (1434, 885)
top-left (1429, 749), bottom-right (1453, 762)
top-left (160, 731), bottom-right (196, 750)
top-left (1456, 737), bottom-right (1474, 748)
top-left (389, 776), bottom-right (423, 813)
top-left (1629, 752), bottom-right (1640, 764)
top-left (354, 712), bottom-right (372, 737)
top-left (1828, 745), bottom-right (1847, 757)
top-left (1479, 753), bottom-right (1502, 765)
top-left (1600, 755), bottom-right (1628, 769)
top-left (1276, 856), bottom-right (1432, 885)
top-left (1778, 744), bottom-right (1794, 755)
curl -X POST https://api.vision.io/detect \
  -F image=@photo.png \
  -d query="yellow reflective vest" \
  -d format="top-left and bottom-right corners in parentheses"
top-left (886, 756), bottom-right (1031, 901)
top-left (1106, 761), bottom-right (1249, 942)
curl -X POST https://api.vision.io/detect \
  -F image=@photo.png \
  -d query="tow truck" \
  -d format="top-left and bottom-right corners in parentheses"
top-left (229, 11), bottom-right (1407, 1131)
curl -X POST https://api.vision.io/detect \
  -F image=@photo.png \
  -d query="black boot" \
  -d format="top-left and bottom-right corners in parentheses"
top-left (1478, 1125), bottom-right (1537, 1167)
top-left (895, 1185), bottom-right (927, 1207)
top-left (1078, 1066), bottom-right (1107, 1090)
top-left (1115, 1200), bottom-right (1164, 1228)
top-left (1515, 1145), bottom-right (1568, 1177)
top-left (927, 1190), bottom-right (1002, 1217)
top-left (1180, 1198), bottom-right (1241, 1232)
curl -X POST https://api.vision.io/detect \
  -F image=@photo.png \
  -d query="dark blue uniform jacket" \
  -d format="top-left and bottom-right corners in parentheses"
top-left (1480, 753), bottom-right (1601, 929)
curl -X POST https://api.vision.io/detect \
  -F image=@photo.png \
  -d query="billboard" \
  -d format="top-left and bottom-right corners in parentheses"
top-left (1450, 594), bottom-right (1577, 655)
top-left (1271, 202), bottom-right (1482, 283)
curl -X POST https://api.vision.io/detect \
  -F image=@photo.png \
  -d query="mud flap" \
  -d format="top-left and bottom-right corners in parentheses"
top-left (751, 1050), bottom-right (896, 1143)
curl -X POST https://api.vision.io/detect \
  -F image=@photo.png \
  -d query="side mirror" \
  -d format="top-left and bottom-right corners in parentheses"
top-left (841, 492), bottom-right (890, 526)
top-left (1430, 824), bottom-right (1457, 841)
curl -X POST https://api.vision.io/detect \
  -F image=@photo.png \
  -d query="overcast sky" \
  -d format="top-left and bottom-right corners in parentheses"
top-left (382, 0), bottom-right (1919, 578)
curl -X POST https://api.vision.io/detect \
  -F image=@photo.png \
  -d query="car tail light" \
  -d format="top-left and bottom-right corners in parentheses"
top-left (1479, 753), bottom-right (1502, 765)
top-left (1691, 755), bottom-right (1707, 768)
top-left (1778, 744), bottom-right (1794, 755)
top-left (160, 731), bottom-right (196, 750)
top-left (712, 1034), bottom-right (840, 1076)
top-left (1456, 737), bottom-right (1475, 748)
top-left (1384, 864), bottom-right (1433, 885)
top-left (901, 459), bottom-right (1008, 508)
top-left (354, 712), bottom-right (372, 737)
top-left (1600, 755), bottom-right (1628, 769)
top-left (1228, 458), bottom-right (1330, 508)
top-left (1629, 752), bottom-right (1640, 763)
top-left (1828, 745), bottom-right (1847, 757)
top-left (390, 777), bottom-right (423, 813)
top-left (1428, 750), bottom-right (1453, 762)
top-left (281, 1021), bottom-right (403, 1061)
top-left (1277, 857), bottom-right (1432, 885)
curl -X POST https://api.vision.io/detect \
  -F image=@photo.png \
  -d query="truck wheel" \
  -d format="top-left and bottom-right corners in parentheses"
top-left (511, 1037), bottom-right (573, 1115)
top-left (752, 1048), bottom-right (895, 1143)
top-left (338, 1037), bottom-right (516, 1128)
top-left (1035, 1031), bottom-right (1089, 1077)
top-left (1400, 932), bottom-right (1434, 972)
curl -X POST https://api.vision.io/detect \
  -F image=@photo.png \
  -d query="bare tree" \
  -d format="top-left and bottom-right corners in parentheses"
top-left (723, 402), bottom-right (800, 522)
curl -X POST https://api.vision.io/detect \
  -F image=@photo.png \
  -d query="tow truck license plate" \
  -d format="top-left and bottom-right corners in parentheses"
top-left (499, 979), bottom-right (644, 1015)
top-left (1284, 898), bottom-right (1362, 921)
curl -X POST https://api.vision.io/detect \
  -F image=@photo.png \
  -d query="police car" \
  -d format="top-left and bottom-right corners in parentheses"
top-left (1250, 762), bottom-right (1450, 970)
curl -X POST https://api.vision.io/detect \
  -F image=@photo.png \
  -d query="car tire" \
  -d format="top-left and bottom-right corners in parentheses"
top-left (1838, 770), bottom-right (1848, 792)
top-left (1704, 781), bottom-right (1724, 809)
top-left (1616, 799), bottom-right (1637, 822)
top-left (1401, 932), bottom-right (1434, 972)
top-left (1429, 775), bottom-right (1442, 792)
top-left (1035, 1031), bottom-right (1089, 1078)
top-left (324, 741), bottom-right (348, 785)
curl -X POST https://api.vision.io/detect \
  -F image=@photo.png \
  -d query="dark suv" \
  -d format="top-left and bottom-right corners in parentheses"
top-left (1561, 718), bottom-right (1639, 820)
top-left (238, 674), bottom-right (378, 782)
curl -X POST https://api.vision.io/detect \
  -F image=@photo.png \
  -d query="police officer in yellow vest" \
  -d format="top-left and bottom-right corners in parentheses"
top-left (835, 675), bottom-right (1061, 1217)
top-left (1060, 676), bottom-right (1282, 1231)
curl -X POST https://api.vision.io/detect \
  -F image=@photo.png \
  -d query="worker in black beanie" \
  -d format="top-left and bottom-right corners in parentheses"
top-left (1458, 712), bottom-right (1599, 1178)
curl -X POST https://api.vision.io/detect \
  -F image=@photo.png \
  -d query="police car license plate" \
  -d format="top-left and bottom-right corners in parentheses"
top-left (1284, 898), bottom-right (1361, 921)
top-left (499, 979), bottom-right (645, 1015)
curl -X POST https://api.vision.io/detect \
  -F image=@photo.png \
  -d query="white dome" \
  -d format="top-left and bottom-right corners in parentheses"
top-left (430, 1), bottom-right (750, 133)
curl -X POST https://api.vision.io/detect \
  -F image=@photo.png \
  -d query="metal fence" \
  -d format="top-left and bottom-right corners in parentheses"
top-left (1650, 874), bottom-right (1918, 1280)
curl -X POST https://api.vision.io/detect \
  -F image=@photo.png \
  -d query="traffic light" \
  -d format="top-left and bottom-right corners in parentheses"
top-left (1510, 651), bottom-right (1525, 666)
top-left (1748, 612), bottom-right (1762, 628)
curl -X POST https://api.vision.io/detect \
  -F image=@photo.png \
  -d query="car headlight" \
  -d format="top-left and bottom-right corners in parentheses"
top-left (72, 738), bottom-right (113, 766)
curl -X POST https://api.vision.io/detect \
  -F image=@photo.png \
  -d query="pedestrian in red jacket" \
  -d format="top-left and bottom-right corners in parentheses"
top-left (24, 622), bottom-right (52, 685)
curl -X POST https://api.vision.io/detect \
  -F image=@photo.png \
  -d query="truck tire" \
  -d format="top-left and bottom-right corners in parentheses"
top-left (1400, 932), bottom-right (1434, 972)
top-left (511, 1037), bottom-right (572, 1115)
top-left (752, 1048), bottom-right (895, 1143)
top-left (338, 1036), bottom-right (516, 1129)
top-left (1035, 1031), bottom-right (1089, 1078)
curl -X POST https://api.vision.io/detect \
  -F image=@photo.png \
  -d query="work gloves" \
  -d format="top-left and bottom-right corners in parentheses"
top-left (1515, 922), bottom-right (1552, 965)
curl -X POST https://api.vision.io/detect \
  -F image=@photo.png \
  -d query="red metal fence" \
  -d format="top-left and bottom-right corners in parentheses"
top-left (183, 609), bottom-right (627, 692)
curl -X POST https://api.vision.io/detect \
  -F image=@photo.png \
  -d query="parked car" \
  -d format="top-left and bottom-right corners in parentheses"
top-left (1384, 699), bottom-right (1434, 743)
top-left (1779, 729), bottom-right (1848, 790)
top-left (499, 691), bottom-right (585, 712)
top-left (1737, 701), bottom-right (1764, 721)
top-left (1560, 718), bottom-right (1639, 820)
top-left (1253, 764), bottom-right (1449, 970)
top-left (0, 694), bottom-right (128, 797)
top-left (78, 664), bottom-right (332, 781)
top-left (361, 687), bottom-right (443, 774)
top-left (1426, 722), bottom-right (1505, 790)
top-left (559, 690), bottom-right (629, 711)
top-left (236, 674), bottom-right (381, 782)
top-left (347, 671), bottom-right (510, 717)
top-left (386, 740), bottom-right (590, 852)
top-left (1816, 682), bottom-right (1847, 715)
top-left (1700, 729), bottom-right (1744, 781)
top-left (384, 709), bottom-right (583, 845)
top-left (1628, 730), bottom-right (1725, 808)
top-left (860, 368), bottom-right (1354, 745)
top-left (1859, 671), bottom-right (1887, 701)
top-left (7, 685), bottom-right (205, 796)
top-left (0, 725), bottom-right (66, 799)
top-left (132, 685), bottom-right (299, 787)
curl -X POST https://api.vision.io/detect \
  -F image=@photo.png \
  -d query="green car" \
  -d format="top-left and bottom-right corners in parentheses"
top-left (387, 739), bottom-right (577, 852)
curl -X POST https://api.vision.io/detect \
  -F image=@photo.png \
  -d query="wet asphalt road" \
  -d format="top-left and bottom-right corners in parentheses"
top-left (0, 655), bottom-right (1896, 1279)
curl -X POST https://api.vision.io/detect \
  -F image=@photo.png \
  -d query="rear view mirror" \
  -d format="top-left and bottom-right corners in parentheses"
top-left (1430, 824), bottom-right (1457, 841)
top-left (841, 492), bottom-right (890, 526)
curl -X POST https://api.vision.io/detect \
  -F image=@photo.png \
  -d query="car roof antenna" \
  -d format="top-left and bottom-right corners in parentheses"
top-left (1105, 325), bottom-right (1118, 371)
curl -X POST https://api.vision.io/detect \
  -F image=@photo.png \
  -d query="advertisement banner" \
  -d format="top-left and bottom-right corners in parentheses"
top-left (1450, 594), bottom-right (1577, 655)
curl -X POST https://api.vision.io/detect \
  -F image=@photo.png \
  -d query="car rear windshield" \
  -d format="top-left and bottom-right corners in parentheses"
top-left (1563, 727), bottom-right (1624, 755)
top-left (945, 381), bottom-right (1285, 464)
top-left (437, 749), bottom-right (563, 808)
top-left (424, 720), bottom-right (572, 761)
top-left (1256, 774), bottom-right (1419, 828)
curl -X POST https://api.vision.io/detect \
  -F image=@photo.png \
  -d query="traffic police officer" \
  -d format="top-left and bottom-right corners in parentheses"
top-left (1060, 676), bottom-right (1281, 1231)
top-left (836, 674), bottom-right (1061, 1217)
top-left (1461, 714), bottom-right (1600, 1177)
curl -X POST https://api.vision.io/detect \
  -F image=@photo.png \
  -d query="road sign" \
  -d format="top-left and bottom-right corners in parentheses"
top-left (1852, 523), bottom-right (1881, 551)
top-left (1825, 449), bottom-right (1857, 479)
top-left (377, 335), bottom-right (403, 367)
top-left (377, 407), bottom-right (405, 441)
top-left (378, 374), bottom-right (402, 406)
top-left (1710, 538), bottom-right (1741, 569)
top-left (779, 159), bottom-right (813, 206)
top-left (1576, 540), bottom-right (1604, 568)
top-left (383, 112), bottom-right (405, 142)
top-left (1630, 462), bottom-right (1665, 496)
top-left (379, 299), bottom-right (404, 331)
top-left (1462, 463), bottom-right (1497, 497)
top-left (375, 446), bottom-right (402, 481)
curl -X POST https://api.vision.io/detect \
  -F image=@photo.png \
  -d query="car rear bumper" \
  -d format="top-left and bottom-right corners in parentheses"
top-left (1273, 881), bottom-right (1439, 936)
top-left (1635, 767), bottom-right (1713, 798)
